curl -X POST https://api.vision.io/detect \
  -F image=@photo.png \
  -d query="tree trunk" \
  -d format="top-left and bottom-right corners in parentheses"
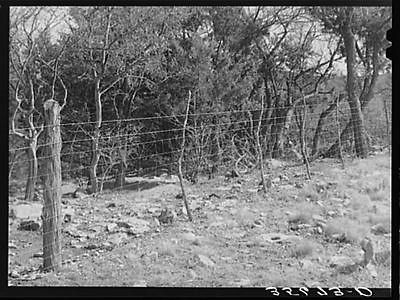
top-left (42, 100), bottom-right (62, 272)
top-left (24, 139), bottom-right (38, 202)
top-left (342, 8), bottom-right (368, 158)
top-left (270, 107), bottom-right (294, 158)
top-left (382, 97), bottom-right (390, 146)
top-left (311, 97), bottom-right (340, 156)
top-left (324, 36), bottom-right (380, 158)
top-left (89, 78), bottom-right (102, 193)
top-left (114, 148), bottom-right (127, 189)
top-left (114, 161), bottom-right (126, 188)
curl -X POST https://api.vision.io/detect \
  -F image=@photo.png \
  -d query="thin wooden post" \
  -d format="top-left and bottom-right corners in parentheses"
top-left (256, 94), bottom-right (267, 194)
top-left (178, 91), bottom-right (193, 222)
top-left (42, 99), bottom-right (62, 272)
top-left (335, 94), bottom-right (345, 168)
top-left (300, 94), bottom-right (312, 180)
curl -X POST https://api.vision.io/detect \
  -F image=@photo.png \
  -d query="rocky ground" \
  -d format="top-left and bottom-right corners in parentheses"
top-left (8, 151), bottom-right (392, 287)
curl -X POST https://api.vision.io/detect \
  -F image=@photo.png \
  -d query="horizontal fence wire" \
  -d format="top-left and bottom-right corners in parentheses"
top-left (8, 108), bottom-right (353, 153)
top-left (9, 102), bottom-right (350, 133)
top-left (9, 117), bottom-right (352, 178)
top-left (8, 106), bottom-right (391, 279)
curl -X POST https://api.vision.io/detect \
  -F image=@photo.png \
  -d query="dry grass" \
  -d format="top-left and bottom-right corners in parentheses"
top-left (299, 185), bottom-right (320, 202)
top-left (235, 208), bottom-right (256, 227)
top-left (347, 191), bottom-right (372, 211)
top-left (157, 241), bottom-right (177, 257)
top-left (288, 201), bottom-right (320, 225)
top-left (324, 217), bottom-right (368, 243)
top-left (289, 240), bottom-right (314, 258)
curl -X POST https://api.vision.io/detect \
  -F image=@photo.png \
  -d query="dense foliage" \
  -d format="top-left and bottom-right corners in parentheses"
top-left (9, 6), bottom-right (392, 193)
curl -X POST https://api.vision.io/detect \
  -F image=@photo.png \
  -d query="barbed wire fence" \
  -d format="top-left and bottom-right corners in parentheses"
top-left (8, 98), bottom-right (391, 282)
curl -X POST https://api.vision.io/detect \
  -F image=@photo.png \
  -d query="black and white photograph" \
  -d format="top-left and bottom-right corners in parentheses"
top-left (7, 5), bottom-right (393, 291)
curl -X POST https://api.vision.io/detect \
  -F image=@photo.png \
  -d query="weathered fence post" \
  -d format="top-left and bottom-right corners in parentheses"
top-left (42, 99), bottom-right (62, 271)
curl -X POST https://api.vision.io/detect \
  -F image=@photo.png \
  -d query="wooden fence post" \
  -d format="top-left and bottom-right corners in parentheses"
top-left (42, 99), bottom-right (62, 271)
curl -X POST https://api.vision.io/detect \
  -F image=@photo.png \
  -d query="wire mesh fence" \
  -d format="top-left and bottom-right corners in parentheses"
top-left (8, 101), bottom-right (391, 282)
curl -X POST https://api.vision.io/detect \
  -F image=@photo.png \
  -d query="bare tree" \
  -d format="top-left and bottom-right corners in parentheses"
top-left (9, 7), bottom-right (68, 201)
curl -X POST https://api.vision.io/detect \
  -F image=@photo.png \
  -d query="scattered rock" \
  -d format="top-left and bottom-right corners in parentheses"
top-left (84, 243), bottom-right (100, 250)
top-left (70, 240), bottom-right (82, 248)
top-left (197, 254), bottom-right (215, 267)
top-left (315, 182), bottom-right (328, 193)
top-left (253, 219), bottom-right (264, 227)
top-left (232, 278), bottom-right (251, 287)
top-left (330, 233), bottom-right (347, 242)
top-left (125, 252), bottom-right (140, 262)
top-left (208, 193), bottom-right (220, 199)
top-left (9, 271), bottom-right (20, 278)
top-left (326, 211), bottom-right (336, 217)
top-left (259, 233), bottom-right (300, 244)
top-left (231, 183), bottom-right (241, 191)
top-left (153, 217), bottom-right (160, 227)
top-left (295, 182), bottom-right (303, 189)
top-left (132, 280), bottom-right (147, 287)
top-left (10, 203), bottom-right (42, 219)
top-left (303, 281), bottom-right (322, 288)
top-left (63, 207), bottom-right (74, 223)
top-left (148, 251), bottom-right (158, 261)
top-left (106, 223), bottom-right (119, 233)
top-left (271, 177), bottom-right (280, 184)
top-left (125, 218), bottom-right (151, 235)
top-left (366, 263), bottom-right (378, 278)
top-left (329, 255), bottom-right (354, 268)
top-left (299, 259), bottom-right (314, 270)
top-left (371, 223), bottom-right (390, 235)
top-left (279, 174), bottom-right (289, 181)
top-left (8, 242), bottom-right (17, 249)
top-left (189, 269), bottom-right (197, 279)
top-left (64, 226), bottom-right (86, 238)
top-left (101, 241), bottom-right (114, 251)
top-left (312, 215), bottom-right (326, 223)
top-left (158, 208), bottom-right (176, 224)
top-left (73, 188), bottom-right (86, 199)
top-left (337, 263), bottom-right (360, 274)
top-left (269, 159), bottom-right (284, 169)
top-left (181, 232), bottom-right (200, 245)
top-left (33, 191), bottom-right (42, 202)
top-left (18, 220), bottom-right (41, 231)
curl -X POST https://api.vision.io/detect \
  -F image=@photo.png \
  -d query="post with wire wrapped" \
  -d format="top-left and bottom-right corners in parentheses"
top-left (42, 99), bottom-right (62, 271)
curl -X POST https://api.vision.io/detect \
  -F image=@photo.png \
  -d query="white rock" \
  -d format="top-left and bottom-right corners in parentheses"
top-left (300, 259), bottom-right (314, 270)
top-left (327, 211), bottom-right (336, 217)
top-left (181, 232), bottom-right (199, 244)
top-left (329, 255), bottom-right (354, 267)
top-left (197, 254), bottom-right (215, 267)
top-left (312, 214), bottom-right (326, 222)
top-left (10, 203), bottom-right (42, 219)
top-left (106, 223), bottom-right (119, 233)
top-left (107, 232), bottom-right (128, 245)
